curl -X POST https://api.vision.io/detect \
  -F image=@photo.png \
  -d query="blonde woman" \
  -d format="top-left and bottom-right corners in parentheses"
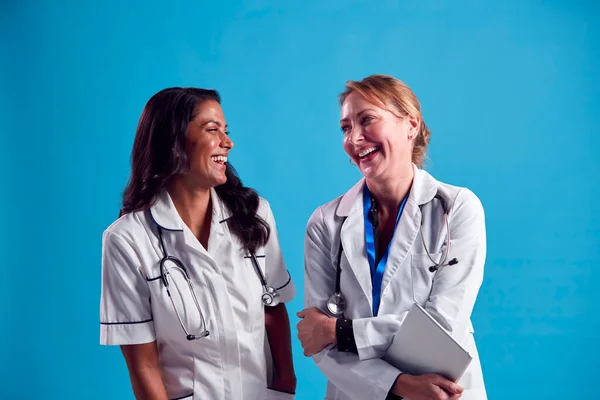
top-left (297, 75), bottom-right (487, 400)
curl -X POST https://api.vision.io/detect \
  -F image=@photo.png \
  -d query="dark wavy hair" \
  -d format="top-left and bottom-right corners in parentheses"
top-left (120, 87), bottom-right (270, 253)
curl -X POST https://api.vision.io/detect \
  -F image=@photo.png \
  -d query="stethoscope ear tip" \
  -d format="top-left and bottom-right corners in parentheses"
top-left (187, 331), bottom-right (210, 341)
top-left (429, 258), bottom-right (459, 273)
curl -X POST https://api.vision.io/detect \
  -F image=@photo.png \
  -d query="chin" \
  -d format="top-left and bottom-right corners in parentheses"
top-left (213, 174), bottom-right (228, 186)
top-left (359, 164), bottom-right (385, 181)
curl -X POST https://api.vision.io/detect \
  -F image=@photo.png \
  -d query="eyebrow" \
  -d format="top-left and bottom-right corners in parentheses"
top-left (340, 108), bottom-right (378, 124)
top-left (200, 119), bottom-right (228, 128)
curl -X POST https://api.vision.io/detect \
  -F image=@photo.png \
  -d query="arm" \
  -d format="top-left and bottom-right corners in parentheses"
top-left (100, 231), bottom-right (168, 397)
top-left (262, 200), bottom-right (297, 394)
top-left (302, 206), bottom-right (402, 400)
top-left (352, 188), bottom-right (487, 360)
top-left (265, 304), bottom-right (297, 393)
top-left (121, 343), bottom-right (168, 400)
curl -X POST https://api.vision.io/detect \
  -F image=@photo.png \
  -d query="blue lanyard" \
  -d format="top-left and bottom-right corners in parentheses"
top-left (363, 185), bottom-right (409, 316)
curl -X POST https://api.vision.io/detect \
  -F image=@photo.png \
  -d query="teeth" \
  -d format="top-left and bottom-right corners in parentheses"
top-left (211, 155), bottom-right (227, 162)
top-left (358, 147), bottom-right (379, 158)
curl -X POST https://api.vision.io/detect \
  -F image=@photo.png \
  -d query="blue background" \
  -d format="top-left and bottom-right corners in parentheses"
top-left (1, 1), bottom-right (599, 398)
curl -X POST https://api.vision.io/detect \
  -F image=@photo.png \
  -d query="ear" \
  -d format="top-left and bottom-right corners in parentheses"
top-left (407, 115), bottom-right (421, 140)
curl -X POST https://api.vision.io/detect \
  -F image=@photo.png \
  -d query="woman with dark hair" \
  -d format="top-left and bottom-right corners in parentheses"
top-left (100, 87), bottom-right (297, 400)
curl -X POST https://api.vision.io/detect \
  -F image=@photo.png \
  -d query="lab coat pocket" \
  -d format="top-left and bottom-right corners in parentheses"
top-left (410, 252), bottom-right (443, 305)
top-left (266, 388), bottom-right (295, 400)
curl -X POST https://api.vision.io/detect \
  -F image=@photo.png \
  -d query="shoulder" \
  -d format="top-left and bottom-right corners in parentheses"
top-left (256, 196), bottom-right (279, 228)
top-left (102, 210), bottom-right (150, 248)
top-left (257, 196), bottom-right (271, 216)
top-left (430, 174), bottom-right (485, 223)
top-left (305, 192), bottom-right (347, 240)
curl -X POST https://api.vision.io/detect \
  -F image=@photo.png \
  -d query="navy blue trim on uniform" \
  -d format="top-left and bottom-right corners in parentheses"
top-left (243, 255), bottom-right (265, 259)
top-left (219, 216), bottom-right (232, 224)
top-left (170, 393), bottom-right (193, 400)
top-left (146, 275), bottom-right (161, 282)
top-left (267, 388), bottom-right (296, 395)
top-left (148, 210), bottom-right (184, 232)
top-left (100, 318), bottom-right (153, 325)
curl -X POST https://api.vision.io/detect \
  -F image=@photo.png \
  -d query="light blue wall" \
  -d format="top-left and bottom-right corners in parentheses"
top-left (1, 1), bottom-right (598, 398)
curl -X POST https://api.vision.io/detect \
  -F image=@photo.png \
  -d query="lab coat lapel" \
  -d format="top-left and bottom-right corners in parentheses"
top-left (337, 179), bottom-right (374, 315)
top-left (206, 188), bottom-right (229, 256)
top-left (148, 189), bottom-right (212, 266)
top-left (177, 188), bottom-right (228, 261)
top-left (380, 199), bottom-right (421, 293)
top-left (380, 166), bottom-right (437, 296)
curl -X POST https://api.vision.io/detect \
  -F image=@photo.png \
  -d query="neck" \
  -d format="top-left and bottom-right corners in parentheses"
top-left (168, 179), bottom-right (212, 240)
top-left (366, 165), bottom-right (414, 214)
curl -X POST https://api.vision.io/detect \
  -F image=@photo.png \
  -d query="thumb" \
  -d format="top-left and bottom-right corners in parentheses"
top-left (435, 377), bottom-right (463, 394)
top-left (297, 310), bottom-right (307, 318)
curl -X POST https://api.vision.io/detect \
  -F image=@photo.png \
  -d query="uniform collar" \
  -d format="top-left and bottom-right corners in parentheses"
top-left (149, 187), bottom-right (233, 232)
top-left (336, 164), bottom-right (438, 217)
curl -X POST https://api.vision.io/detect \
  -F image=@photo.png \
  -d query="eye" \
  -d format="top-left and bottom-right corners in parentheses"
top-left (341, 125), bottom-right (351, 134)
top-left (225, 130), bottom-right (231, 136)
top-left (360, 115), bottom-right (374, 125)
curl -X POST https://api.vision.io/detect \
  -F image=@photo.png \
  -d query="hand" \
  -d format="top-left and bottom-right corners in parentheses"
top-left (296, 307), bottom-right (336, 356)
top-left (393, 373), bottom-right (464, 400)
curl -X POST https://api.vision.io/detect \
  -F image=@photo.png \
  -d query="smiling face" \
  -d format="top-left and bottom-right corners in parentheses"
top-left (341, 92), bottom-right (419, 183)
top-left (183, 99), bottom-right (234, 188)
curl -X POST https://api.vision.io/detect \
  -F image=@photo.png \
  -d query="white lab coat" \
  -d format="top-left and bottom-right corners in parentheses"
top-left (304, 166), bottom-right (487, 400)
top-left (100, 188), bottom-right (296, 400)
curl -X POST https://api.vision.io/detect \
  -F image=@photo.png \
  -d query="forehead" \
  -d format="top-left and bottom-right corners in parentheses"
top-left (341, 92), bottom-right (386, 119)
top-left (193, 100), bottom-right (225, 121)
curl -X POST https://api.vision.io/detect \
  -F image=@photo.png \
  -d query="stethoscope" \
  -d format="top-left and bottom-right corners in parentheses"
top-left (326, 193), bottom-right (459, 318)
top-left (156, 224), bottom-right (284, 341)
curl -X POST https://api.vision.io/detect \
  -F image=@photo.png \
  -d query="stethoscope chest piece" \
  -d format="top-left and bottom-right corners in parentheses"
top-left (261, 286), bottom-right (281, 307)
top-left (327, 292), bottom-right (347, 317)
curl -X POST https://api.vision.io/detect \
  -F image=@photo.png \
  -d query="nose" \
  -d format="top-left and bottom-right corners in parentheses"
top-left (347, 124), bottom-right (364, 147)
top-left (220, 131), bottom-right (234, 150)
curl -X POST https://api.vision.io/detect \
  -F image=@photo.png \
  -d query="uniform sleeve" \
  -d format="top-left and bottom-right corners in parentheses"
top-left (351, 188), bottom-right (486, 360)
top-left (263, 200), bottom-right (296, 303)
top-left (100, 231), bottom-right (156, 345)
top-left (304, 207), bottom-right (401, 399)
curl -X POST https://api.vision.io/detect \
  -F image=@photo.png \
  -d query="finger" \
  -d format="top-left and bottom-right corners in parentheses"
top-left (448, 393), bottom-right (462, 400)
top-left (434, 377), bottom-right (463, 394)
top-left (297, 310), bottom-right (306, 318)
top-left (431, 385), bottom-right (450, 400)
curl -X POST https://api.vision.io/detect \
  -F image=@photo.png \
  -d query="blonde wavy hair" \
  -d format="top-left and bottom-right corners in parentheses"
top-left (339, 74), bottom-right (431, 167)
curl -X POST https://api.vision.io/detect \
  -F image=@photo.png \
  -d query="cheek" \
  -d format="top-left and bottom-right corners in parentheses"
top-left (365, 124), bottom-right (386, 141)
top-left (188, 136), bottom-right (216, 158)
top-left (343, 137), bottom-right (354, 156)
